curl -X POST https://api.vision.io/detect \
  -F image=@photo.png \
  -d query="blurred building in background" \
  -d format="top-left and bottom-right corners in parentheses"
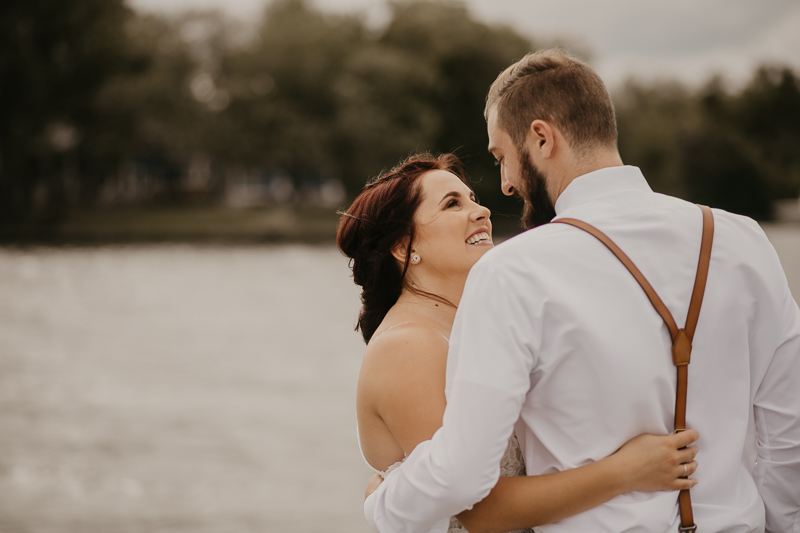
top-left (1, 0), bottom-right (799, 242)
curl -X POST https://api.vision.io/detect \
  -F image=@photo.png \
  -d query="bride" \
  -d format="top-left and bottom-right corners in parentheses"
top-left (337, 153), bottom-right (699, 532)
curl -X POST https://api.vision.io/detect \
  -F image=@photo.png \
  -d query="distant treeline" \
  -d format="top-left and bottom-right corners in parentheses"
top-left (617, 71), bottom-right (800, 220)
top-left (1, 0), bottom-right (799, 238)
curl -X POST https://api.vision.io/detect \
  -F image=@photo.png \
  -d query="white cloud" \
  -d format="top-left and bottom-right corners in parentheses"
top-left (127, 0), bottom-right (800, 89)
top-left (594, 3), bottom-right (800, 90)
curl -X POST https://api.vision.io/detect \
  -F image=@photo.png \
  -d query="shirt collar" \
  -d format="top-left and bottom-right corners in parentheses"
top-left (554, 165), bottom-right (653, 216)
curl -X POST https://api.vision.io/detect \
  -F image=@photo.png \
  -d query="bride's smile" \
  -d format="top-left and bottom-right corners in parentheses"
top-left (411, 169), bottom-right (494, 279)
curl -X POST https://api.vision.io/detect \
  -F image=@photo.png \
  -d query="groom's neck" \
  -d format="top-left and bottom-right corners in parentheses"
top-left (548, 146), bottom-right (624, 203)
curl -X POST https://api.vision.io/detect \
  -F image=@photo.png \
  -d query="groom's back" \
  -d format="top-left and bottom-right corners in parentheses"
top-left (486, 167), bottom-right (798, 532)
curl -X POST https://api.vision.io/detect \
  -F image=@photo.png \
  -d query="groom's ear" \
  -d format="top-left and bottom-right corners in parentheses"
top-left (390, 237), bottom-right (412, 264)
top-left (528, 119), bottom-right (556, 159)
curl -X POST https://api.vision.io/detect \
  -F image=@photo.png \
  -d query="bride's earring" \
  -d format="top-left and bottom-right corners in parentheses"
top-left (410, 254), bottom-right (420, 264)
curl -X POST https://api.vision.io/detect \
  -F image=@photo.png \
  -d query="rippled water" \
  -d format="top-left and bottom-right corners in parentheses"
top-left (0, 245), bottom-right (371, 532)
top-left (0, 226), bottom-right (798, 532)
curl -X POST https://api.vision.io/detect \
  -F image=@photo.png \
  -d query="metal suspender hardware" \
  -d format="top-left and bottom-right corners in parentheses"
top-left (552, 204), bottom-right (714, 533)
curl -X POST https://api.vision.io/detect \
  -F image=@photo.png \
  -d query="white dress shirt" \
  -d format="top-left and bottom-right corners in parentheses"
top-left (364, 166), bottom-right (800, 533)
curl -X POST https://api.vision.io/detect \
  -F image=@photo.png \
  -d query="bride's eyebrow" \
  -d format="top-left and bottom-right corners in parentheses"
top-left (439, 191), bottom-right (461, 205)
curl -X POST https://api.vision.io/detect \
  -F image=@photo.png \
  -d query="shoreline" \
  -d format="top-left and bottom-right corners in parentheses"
top-left (0, 205), bottom-right (528, 245)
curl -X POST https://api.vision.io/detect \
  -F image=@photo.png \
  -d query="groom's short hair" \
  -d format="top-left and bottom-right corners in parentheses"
top-left (485, 49), bottom-right (618, 156)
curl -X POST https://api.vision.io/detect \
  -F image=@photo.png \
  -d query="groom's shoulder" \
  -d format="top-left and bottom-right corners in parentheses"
top-left (493, 223), bottom-right (582, 254)
top-left (486, 205), bottom-right (776, 268)
top-left (478, 224), bottom-right (577, 270)
top-left (709, 207), bottom-right (784, 274)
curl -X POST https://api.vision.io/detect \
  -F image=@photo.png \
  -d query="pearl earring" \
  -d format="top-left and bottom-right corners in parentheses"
top-left (411, 254), bottom-right (420, 264)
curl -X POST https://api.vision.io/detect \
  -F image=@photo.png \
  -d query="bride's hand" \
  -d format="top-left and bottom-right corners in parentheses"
top-left (611, 429), bottom-right (699, 493)
top-left (365, 473), bottom-right (383, 500)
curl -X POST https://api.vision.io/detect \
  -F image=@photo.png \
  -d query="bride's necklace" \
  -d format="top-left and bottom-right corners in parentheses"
top-left (395, 297), bottom-right (457, 324)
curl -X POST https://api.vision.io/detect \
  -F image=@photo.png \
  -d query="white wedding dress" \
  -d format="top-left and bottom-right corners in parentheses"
top-left (359, 430), bottom-right (533, 533)
top-left (360, 323), bottom-right (535, 533)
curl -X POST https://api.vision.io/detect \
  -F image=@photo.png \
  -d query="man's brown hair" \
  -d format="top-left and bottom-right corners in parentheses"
top-left (485, 49), bottom-right (618, 155)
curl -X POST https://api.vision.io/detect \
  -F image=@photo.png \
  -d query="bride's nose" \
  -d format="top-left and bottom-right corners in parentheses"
top-left (470, 204), bottom-right (491, 222)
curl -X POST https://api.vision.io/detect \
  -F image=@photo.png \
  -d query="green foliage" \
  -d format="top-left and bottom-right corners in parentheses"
top-left (223, 0), bottom-right (534, 214)
top-left (93, 14), bottom-right (201, 199)
top-left (727, 67), bottom-right (800, 200)
top-left (616, 67), bottom-right (800, 220)
top-left (615, 82), bottom-right (697, 197)
top-left (679, 128), bottom-right (772, 220)
top-left (3, 0), bottom-right (799, 239)
top-left (1, 0), bottom-right (536, 237)
top-left (0, 0), bottom-right (139, 234)
top-left (222, 0), bottom-right (372, 175)
top-left (379, 1), bottom-right (533, 216)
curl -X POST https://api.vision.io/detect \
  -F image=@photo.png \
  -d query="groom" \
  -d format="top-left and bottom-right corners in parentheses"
top-left (364, 49), bottom-right (800, 532)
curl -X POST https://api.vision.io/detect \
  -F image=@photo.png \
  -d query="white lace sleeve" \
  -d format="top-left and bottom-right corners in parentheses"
top-left (447, 433), bottom-right (534, 533)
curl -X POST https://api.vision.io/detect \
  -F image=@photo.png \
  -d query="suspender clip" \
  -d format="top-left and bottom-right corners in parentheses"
top-left (672, 330), bottom-right (692, 366)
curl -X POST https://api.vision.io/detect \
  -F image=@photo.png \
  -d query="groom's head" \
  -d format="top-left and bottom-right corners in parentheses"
top-left (485, 49), bottom-right (619, 229)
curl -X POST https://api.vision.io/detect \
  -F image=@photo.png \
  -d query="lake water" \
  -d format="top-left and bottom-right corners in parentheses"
top-left (1, 225), bottom-right (798, 532)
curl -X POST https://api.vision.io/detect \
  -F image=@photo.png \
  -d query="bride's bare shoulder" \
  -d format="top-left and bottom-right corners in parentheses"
top-left (359, 322), bottom-right (449, 446)
top-left (366, 321), bottom-right (448, 357)
top-left (360, 322), bottom-right (448, 389)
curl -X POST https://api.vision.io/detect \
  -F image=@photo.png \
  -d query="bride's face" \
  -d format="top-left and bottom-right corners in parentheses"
top-left (410, 170), bottom-right (493, 276)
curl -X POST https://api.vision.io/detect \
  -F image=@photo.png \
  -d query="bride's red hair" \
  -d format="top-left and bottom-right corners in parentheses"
top-left (337, 153), bottom-right (466, 343)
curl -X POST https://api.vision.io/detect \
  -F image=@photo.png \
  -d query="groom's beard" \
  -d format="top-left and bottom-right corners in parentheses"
top-left (516, 148), bottom-right (557, 230)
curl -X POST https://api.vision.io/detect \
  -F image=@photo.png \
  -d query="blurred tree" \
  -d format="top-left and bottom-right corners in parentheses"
top-left (723, 67), bottom-right (800, 200)
top-left (221, 0), bottom-right (367, 188)
top-left (333, 42), bottom-right (442, 186)
top-left (220, 0), bottom-right (536, 224)
top-left (616, 66), bottom-right (800, 220)
top-left (5, 0), bottom-right (797, 239)
top-left (377, 0), bottom-right (535, 222)
top-left (0, 0), bottom-right (141, 236)
top-left (616, 82), bottom-right (698, 198)
top-left (93, 13), bottom-right (202, 202)
top-left (679, 127), bottom-right (772, 220)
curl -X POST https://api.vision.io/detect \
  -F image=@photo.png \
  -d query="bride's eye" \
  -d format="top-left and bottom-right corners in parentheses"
top-left (493, 158), bottom-right (502, 167)
top-left (446, 199), bottom-right (459, 208)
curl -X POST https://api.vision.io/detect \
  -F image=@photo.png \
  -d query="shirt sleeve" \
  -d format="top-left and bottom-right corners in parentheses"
top-left (754, 285), bottom-right (800, 533)
top-left (363, 256), bottom-right (536, 533)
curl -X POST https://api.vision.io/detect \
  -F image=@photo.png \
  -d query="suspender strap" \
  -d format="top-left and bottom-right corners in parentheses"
top-left (552, 204), bottom-right (714, 533)
top-left (685, 206), bottom-right (715, 342)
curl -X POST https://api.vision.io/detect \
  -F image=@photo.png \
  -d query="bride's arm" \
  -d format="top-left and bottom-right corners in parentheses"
top-left (362, 326), bottom-right (698, 531)
top-left (456, 430), bottom-right (698, 533)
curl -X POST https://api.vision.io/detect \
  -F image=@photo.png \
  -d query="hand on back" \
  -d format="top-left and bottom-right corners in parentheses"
top-left (611, 429), bottom-right (699, 493)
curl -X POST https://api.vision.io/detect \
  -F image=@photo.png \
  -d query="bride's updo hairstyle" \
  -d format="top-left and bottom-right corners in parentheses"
top-left (337, 153), bottom-right (466, 344)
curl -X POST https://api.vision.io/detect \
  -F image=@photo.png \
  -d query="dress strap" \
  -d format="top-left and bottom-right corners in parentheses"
top-left (369, 321), bottom-right (449, 346)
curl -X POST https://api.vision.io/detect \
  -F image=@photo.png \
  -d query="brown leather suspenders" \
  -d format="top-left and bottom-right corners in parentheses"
top-left (552, 204), bottom-right (714, 533)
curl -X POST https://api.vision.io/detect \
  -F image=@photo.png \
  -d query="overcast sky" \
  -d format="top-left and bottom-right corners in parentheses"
top-left (128, 0), bottom-right (800, 90)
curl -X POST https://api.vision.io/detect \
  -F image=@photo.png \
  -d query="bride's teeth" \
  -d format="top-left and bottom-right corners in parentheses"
top-left (466, 232), bottom-right (491, 244)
